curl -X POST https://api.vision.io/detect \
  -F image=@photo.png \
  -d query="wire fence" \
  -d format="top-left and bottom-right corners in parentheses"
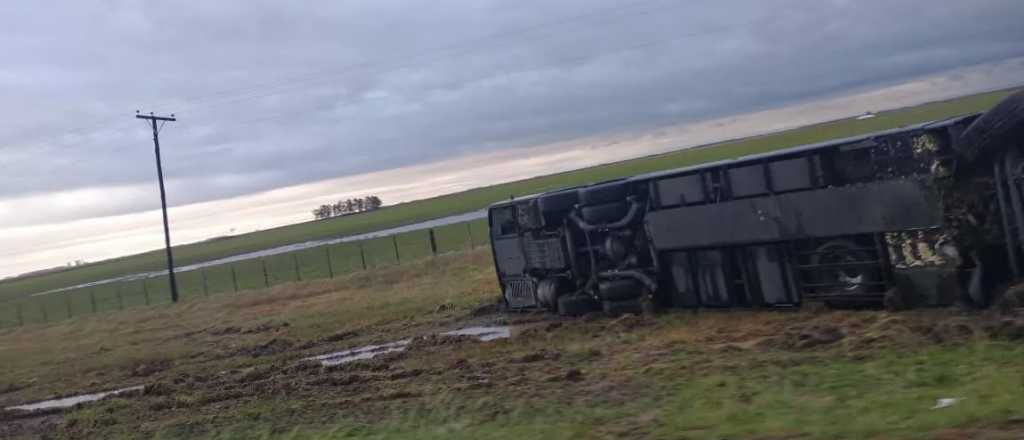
top-left (0, 218), bottom-right (490, 329)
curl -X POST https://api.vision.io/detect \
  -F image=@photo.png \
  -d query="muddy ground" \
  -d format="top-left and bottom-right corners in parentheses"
top-left (3, 306), bottom-right (1023, 439)
top-left (1, 250), bottom-right (1023, 439)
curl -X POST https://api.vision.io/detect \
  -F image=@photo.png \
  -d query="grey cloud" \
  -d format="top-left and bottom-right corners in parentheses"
top-left (1, 0), bottom-right (1023, 223)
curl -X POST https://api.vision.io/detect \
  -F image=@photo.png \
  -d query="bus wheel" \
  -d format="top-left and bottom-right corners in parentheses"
top-left (558, 295), bottom-right (599, 317)
top-left (810, 239), bottom-right (880, 296)
top-left (958, 89), bottom-right (1024, 162)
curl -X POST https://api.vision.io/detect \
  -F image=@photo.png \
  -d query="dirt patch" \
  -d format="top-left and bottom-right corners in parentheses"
top-left (321, 330), bottom-right (358, 343)
top-left (544, 368), bottom-right (584, 383)
top-left (142, 382), bottom-right (174, 397)
top-left (0, 411), bottom-right (62, 439)
top-left (757, 323), bottom-right (846, 350)
top-left (932, 418), bottom-right (1024, 440)
top-left (129, 358), bottom-right (172, 378)
top-left (465, 296), bottom-right (510, 318)
top-left (296, 330), bottom-right (361, 350)
top-left (208, 321), bottom-right (290, 337)
top-left (208, 325), bottom-right (242, 336)
top-left (994, 283), bottom-right (1024, 312)
top-left (605, 314), bottom-right (654, 332)
top-left (237, 338), bottom-right (295, 358)
top-left (708, 311), bottom-right (1008, 354)
top-left (984, 317), bottom-right (1024, 341)
top-left (243, 321), bottom-right (291, 334)
top-left (510, 349), bottom-right (561, 364)
top-left (0, 382), bottom-right (30, 396)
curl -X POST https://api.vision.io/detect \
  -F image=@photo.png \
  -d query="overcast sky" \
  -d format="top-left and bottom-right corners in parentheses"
top-left (2, 0), bottom-right (1024, 277)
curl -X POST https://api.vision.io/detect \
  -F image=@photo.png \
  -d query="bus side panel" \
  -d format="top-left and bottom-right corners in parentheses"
top-left (645, 178), bottom-right (943, 250)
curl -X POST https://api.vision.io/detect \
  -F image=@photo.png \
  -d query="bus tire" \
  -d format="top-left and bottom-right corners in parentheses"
top-left (597, 279), bottom-right (642, 301)
top-left (558, 295), bottom-right (599, 317)
top-left (958, 89), bottom-right (1024, 162)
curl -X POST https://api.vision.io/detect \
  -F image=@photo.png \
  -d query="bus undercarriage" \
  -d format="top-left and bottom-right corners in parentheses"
top-left (488, 90), bottom-right (1024, 315)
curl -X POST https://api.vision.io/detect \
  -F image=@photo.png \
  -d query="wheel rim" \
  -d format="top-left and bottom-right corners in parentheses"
top-left (813, 241), bottom-right (876, 294)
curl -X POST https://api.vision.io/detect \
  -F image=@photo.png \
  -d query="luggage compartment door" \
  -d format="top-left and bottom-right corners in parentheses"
top-left (663, 245), bottom-right (798, 308)
top-left (744, 245), bottom-right (798, 306)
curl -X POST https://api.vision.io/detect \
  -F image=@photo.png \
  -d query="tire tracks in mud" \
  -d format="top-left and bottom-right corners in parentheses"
top-left (4, 308), bottom-right (1024, 438)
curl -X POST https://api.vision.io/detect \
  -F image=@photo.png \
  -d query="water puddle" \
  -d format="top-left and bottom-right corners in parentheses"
top-left (440, 326), bottom-right (512, 341)
top-left (305, 326), bottom-right (513, 366)
top-left (4, 386), bottom-right (145, 412)
top-left (304, 339), bottom-right (413, 367)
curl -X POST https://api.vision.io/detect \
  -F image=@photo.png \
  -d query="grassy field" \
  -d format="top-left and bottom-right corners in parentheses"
top-left (0, 88), bottom-right (1017, 303)
top-left (0, 218), bottom-right (490, 329)
top-left (0, 248), bottom-right (1022, 439)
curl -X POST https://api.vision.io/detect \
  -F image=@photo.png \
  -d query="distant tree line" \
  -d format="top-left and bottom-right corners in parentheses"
top-left (312, 196), bottom-right (383, 220)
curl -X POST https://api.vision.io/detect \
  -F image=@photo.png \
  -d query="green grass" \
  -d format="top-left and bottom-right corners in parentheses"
top-left (197, 343), bottom-right (1023, 439)
top-left (0, 218), bottom-right (489, 328)
top-left (0, 88), bottom-right (1017, 302)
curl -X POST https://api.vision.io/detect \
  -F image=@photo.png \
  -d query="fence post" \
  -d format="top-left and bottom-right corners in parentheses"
top-left (428, 229), bottom-right (438, 257)
top-left (202, 269), bottom-right (210, 296)
top-left (392, 236), bottom-right (401, 264)
top-left (116, 284), bottom-right (124, 310)
top-left (261, 259), bottom-right (270, 287)
top-left (293, 254), bottom-right (302, 281)
top-left (39, 300), bottom-right (48, 323)
top-left (64, 294), bottom-right (73, 319)
top-left (325, 247), bottom-right (335, 278)
top-left (16, 303), bottom-right (24, 327)
top-left (231, 265), bottom-right (239, 292)
top-left (359, 243), bottom-right (368, 270)
top-left (142, 280), bottom-right (151, 306)
top-left (90, 289), bottom-right (98, 313)
top-left (467, 222), bottom-right (474, 249)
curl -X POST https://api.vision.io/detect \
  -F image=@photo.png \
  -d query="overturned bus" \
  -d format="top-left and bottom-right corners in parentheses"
top-left (488, 90), bottom-right (1024, 315)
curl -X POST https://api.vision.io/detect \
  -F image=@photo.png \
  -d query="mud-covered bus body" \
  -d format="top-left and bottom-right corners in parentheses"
top-left (488, 92), bottom-right (1024, 315)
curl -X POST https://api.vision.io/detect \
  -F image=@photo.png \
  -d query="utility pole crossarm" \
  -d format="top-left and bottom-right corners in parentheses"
top-left (135, 114), bottom-right (177, 122)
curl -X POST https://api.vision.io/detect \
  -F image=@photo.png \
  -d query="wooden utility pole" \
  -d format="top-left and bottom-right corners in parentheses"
top-left (136, 111), bottom-right (180, 303)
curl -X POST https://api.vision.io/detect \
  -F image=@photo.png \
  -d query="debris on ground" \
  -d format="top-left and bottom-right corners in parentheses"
top-left (931, 397), bottom-right (963, 409)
